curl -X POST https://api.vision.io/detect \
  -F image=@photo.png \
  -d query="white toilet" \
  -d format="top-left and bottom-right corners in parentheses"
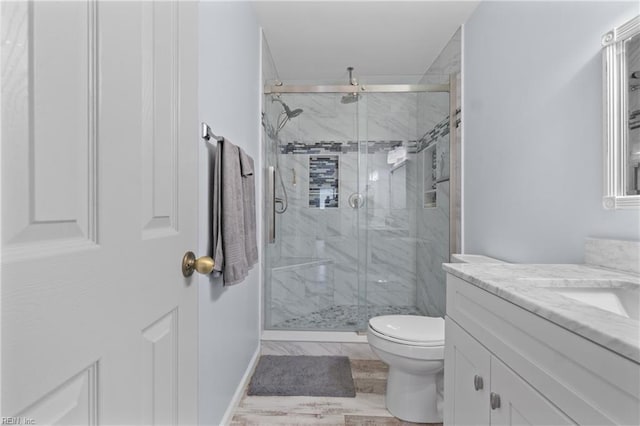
top-left (367, 314), bottom-right (445, 423)
top-left (367, 255), bottom-right (505, 422)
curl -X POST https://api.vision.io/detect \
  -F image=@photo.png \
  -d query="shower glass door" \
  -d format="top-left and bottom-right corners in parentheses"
top-left (360, 92), bottom-right (423, 321)
top-left (263, 92), bottom-right (368, 331)
top-left (262, 88), bottom-right (451, 331)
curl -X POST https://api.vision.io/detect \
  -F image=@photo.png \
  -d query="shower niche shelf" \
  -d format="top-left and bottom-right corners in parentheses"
top-left (309, 155), bottom-right (339, 208)
top-left (423, 145), bottom-right (438, 208)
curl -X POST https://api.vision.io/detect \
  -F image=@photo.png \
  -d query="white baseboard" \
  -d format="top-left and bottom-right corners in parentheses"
top-left (219, 345), bottom-right (261, 425)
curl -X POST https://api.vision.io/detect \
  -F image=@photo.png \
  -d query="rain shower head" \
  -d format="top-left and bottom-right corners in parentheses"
top-left (341, 66), bottom-right (360, 104)
top-left (341, 93), bottom-right (360, 104)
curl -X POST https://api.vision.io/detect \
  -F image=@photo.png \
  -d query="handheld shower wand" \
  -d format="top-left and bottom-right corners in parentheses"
top-left (268, 97), bottom-right (304, 213)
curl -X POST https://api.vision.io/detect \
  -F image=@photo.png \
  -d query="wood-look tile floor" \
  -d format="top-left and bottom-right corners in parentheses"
top-left (230, 359), bottom-right (442, 426)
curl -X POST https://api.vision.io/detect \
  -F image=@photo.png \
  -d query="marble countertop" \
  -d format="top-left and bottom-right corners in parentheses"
top-left (443, 263), bottom-right (640, 363)
top-left (450, 254), bottom-right (507, 264)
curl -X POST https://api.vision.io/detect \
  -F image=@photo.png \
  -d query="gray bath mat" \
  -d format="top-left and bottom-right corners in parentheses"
top-left (247, 355), bottom-right (356, 397)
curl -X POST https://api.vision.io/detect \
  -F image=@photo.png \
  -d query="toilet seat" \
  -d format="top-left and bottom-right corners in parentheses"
top-left (368, 315), bottom-right (444, 347)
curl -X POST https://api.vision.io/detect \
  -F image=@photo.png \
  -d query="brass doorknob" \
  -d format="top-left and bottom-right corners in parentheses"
top-left (182, 251), bottom-right (215, 277)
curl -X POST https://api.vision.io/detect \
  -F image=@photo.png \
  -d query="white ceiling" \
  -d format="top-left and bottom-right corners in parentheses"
top-left (252, 1), bottom-right (480, 83)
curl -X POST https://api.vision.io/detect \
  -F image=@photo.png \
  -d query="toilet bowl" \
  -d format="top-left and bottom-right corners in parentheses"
top-left (367, 315), bottom-right (445, 423)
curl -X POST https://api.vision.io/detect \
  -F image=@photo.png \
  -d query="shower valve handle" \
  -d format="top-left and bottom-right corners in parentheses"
top-left (348, 193), bottom-right (364, 209)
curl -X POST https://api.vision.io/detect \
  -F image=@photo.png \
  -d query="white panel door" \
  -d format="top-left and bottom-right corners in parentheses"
top-left (1, 1), bottom-right (199, 424)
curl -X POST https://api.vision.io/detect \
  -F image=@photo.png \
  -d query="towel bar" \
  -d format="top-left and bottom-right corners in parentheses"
top-left (201, 122), bottom-right (224, 142)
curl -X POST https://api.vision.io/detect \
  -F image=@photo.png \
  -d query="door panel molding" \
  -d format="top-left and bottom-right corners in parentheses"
top-left (16, 362), bottom-right (98, 425)
top-left (2, 1), bottom-right (98, 262)
top-left (142, 309), bottom-right (178, 425)
top-left (141, 0), bottom-right (179, 239)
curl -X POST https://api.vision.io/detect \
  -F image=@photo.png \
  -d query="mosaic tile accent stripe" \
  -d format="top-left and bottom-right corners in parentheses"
top-left (631, 108), bottom-right (640, 130)
top-left (276, 127), bottom-right (467, 155)
top-left (416, 109), bottom-right (461, 153)
top-left (280, 140), bottom-right (409, 155)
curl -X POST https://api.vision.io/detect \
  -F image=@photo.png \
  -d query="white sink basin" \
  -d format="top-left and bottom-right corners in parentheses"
top-left (546, 286), bottom-right (639, 320)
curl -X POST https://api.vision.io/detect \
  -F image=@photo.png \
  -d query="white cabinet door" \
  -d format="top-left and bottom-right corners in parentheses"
top-left (490, 356), bottom-right (576, 426)
top-left (1, 1), bottom-right (198, 423)
top-left (445, 318), bottom-right (576, 426)
top-left (445, 318), bottom-right (491, 426)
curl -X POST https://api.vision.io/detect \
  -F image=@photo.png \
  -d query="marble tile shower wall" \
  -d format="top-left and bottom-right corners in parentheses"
top-left (416, 148), bottom-right (450, 317)
top-left (414, 113), bottom-right (451, 317)
top-left (277, 92), bottom-right (418, 143)
top-left (270, 261), bottom-right (335, 326)
top-left (272, 92), bottom-right (420, 312)
top-left (414, 28), bottom-right (461, 317)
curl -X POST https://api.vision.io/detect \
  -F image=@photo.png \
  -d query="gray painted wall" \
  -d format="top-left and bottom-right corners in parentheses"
top-left (198, 2), bottom-right (261, 424)
top-left (463, 1), bottom-right (640, 263)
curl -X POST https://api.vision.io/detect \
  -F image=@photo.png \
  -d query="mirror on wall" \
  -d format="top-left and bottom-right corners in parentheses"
top-left (602, 15), bottom-right (640, 209)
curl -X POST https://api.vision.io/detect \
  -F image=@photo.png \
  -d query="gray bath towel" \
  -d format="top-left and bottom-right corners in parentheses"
top-left (239, 148), bottom-right (258, 267)
top-left (211, 138), bottom-right (256, 286)
top-left (211, 140), bottom-right (224, 278)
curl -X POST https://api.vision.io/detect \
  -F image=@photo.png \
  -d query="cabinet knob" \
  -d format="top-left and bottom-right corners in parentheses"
top-left (490, 392), bottom-right (501, 410)
top-left (473, 375), bottom-right (484, 391)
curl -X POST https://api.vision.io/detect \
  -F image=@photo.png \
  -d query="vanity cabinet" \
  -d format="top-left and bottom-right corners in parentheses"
top-left (444, 274), bottom-right (640, 426)
top-left (446, 319), bottom-right (575, 425)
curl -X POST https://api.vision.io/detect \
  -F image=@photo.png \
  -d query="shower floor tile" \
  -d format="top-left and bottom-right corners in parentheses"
top-left (271, 305), bottom-right (423, 330)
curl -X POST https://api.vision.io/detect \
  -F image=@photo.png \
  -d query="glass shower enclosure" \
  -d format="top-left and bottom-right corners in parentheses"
top-left (262, 86), bottom-right (451, 332)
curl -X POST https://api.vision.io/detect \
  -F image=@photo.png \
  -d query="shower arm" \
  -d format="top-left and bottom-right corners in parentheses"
top-left (348, 66), bottom-right (358, 86)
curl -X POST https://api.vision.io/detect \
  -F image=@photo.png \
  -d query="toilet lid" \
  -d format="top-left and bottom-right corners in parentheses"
top-left (369, 315), bottom-right (444, 346)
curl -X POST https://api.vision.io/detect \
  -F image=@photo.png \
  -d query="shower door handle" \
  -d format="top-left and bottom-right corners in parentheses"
top-left (268, 166), bottom-right (276, 243)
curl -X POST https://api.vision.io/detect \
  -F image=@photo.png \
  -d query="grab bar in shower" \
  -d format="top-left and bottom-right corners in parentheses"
top-left (268, 166), bottom-right (276, 243)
